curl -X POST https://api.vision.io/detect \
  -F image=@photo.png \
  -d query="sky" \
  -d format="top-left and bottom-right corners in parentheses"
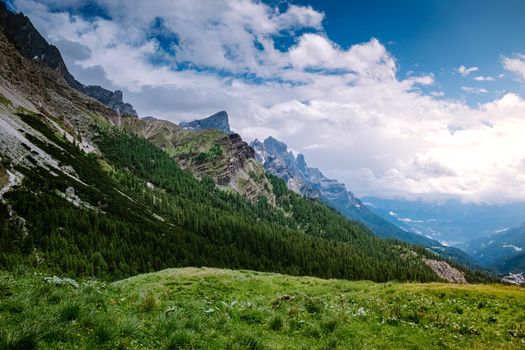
top-left (7, 0), bottom-right (525, 203)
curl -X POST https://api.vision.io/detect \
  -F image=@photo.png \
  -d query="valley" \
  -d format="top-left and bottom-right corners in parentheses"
top-left (0, 1), bottom-right (525, 349)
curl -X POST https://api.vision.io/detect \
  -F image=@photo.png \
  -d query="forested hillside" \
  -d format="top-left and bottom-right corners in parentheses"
top-left (1, 103), bottom-right (494, 283)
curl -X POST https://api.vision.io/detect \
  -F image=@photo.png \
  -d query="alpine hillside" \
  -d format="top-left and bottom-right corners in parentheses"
top-left (0, 2), bottom-right (489, 284)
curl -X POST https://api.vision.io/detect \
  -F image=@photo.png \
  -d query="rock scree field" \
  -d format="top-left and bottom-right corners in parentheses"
top-left (1, 267), bottom-right (524, 349)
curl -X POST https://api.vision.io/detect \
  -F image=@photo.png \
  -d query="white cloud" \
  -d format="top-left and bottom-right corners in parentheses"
top-left (502, 54), bottom-right (525, 80)
top-left (303, 143), bottom-right (326, 150)
top-left (456, 65), bottom-right (479, 76)
top-left (12, 0), bottom-right (525, 203)
top-left (473, 76), bottom-right (495, 81)
top-left (461, 86), bottom-right (488, 94)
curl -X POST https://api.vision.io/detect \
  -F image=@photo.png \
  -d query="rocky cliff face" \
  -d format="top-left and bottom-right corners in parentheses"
top-left (423, 259), bottom-right (467, 284)
top-left (250, 136), bottom-right (476, 262)
top-left (180, 111), bottom-right (231, 134)
top-left (81, 86), bottom-right (137, 117)
top-left (122, 114), bottom-right (274, 204)
top-left (0, 3), bottom-right (137, 117)
top-left (251, 136), bottom-right (365, 206)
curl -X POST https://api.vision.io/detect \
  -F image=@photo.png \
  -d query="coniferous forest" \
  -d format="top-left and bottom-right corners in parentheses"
top-left (0, 111), bottom-right (474, 283)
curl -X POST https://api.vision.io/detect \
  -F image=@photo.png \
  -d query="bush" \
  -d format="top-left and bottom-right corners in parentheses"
top-left (240, 309), bottom-right (263, 324)
top-left (322, 318), bottom-right (338, 333)
top-left (304, 296), bottom-right (323, 314)
top-left (93, 321), bottom-right (116, 344)
top-left (235, 333), bottom-right (265, 350)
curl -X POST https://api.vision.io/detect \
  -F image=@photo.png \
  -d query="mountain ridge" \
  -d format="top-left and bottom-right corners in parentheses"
top-left (0, 2), bottom-right (491, 285)
top-left (0, 2), bottom-right (138, 117)
top-left (250, 136), bottom-right (479, 267)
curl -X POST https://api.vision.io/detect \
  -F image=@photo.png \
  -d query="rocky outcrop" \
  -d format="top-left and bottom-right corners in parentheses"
top-left (0, 3), bottom-right (137, 117)
top-left (122, 114), bottom-right (274, 204)
top-left (502, 273), bottom-right (525, 285)
top-left (180, 111), bottom-right (231, 134)
top-left (423, 259), bottom-right (467, 283)
top-left (81, 86), bottom-right (137, 117)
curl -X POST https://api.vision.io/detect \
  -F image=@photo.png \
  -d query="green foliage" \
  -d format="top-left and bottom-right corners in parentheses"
top-left (192, 144), bottom-right (223, 164)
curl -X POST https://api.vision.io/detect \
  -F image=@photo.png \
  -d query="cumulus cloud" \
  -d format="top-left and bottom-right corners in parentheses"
top-left (456, 65), bottom-right (479, 76)
top-left (502, 54), bottom-right (525, 80)
top-left (11, 0), bottom-right (525, 203)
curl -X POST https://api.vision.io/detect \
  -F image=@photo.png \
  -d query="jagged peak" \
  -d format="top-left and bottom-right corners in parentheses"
top-left (180, 110), bottom-right (231, 134)
top-left (263, 136), bottom-right (289, 155)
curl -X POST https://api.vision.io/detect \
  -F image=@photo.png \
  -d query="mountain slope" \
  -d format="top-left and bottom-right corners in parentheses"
top-left (0, 2), bottom-right (137, 117)
top-left (122, 114), bottom-right (275, 204)
top-left (250, 137), bottom-right (477, 267)
top-left (463, 222), bottom-right (525, 274)
top-left (363, 196), bottom-right (525, 246)
top-left (0, 4), bottom-right (492, 284)
top-left (179, 110), bottom-right (232, 134)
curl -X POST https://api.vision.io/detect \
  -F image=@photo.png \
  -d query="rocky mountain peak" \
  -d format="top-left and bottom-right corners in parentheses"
top-left (0, 3), bottom-right (137, 117)
top-left (250, 135), bottom-right (455, 252)
top-left (81, 86), bottom-right (137, 117)
top-left (180, 111), bottom-right (231, 134)
top-left (263, 136), bottom-right (288, 156)
top-left (296, 154), bottom-right (307, 174)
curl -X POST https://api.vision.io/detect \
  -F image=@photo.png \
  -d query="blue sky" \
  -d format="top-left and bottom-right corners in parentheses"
top-left (9, 0), bottom-right (525, 203)
top-left (290, 0), bottom-right (525, 105)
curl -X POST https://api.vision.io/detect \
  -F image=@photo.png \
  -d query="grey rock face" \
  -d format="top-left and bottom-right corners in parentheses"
top-left (180, 111), bottom-right (231, 134)
top-left (0, 3), bottom-right (137, 117)
top-left (502, 273), bottom-right (525, 285)
top-left (251, 136), bottom-right (355, 202)
top-left (250, 136), bottom-right (457, 250)
top-left (81, 86), bottom-right (138, 117)
top-left (423, 259), bottom-right (467, 284)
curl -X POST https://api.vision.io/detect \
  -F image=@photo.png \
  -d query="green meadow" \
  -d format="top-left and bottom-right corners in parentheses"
top-left (1, 267), bottom-right (524, 349)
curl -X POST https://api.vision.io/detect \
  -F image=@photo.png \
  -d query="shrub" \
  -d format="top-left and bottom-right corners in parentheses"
top-left (240, 309), bottom-right (263, 324)
top-left (93, 321), bottom-right (116, 344)
top-left (235, 333), bottom-right (265, 350)
top-left (304, 296), bottom-right (323, 314)
top-left (0, 93), bottom-right (12, 108)
top-left (322, 318), bottom-right (338, 333)
top-left (0, 320), bottom-right (43, 350)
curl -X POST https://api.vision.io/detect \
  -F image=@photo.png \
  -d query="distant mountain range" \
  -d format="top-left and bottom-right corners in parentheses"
top-left (463, 222), bottom-right (525, 273)
top-left (363, 197), bottom-right (525, 246)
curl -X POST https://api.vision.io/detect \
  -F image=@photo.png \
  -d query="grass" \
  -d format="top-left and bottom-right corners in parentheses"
top-left (0, 267), bottom-right (524, 349)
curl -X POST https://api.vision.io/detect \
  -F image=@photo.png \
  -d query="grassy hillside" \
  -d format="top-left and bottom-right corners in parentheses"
top-left (0, 267), bottom-right (523, 349)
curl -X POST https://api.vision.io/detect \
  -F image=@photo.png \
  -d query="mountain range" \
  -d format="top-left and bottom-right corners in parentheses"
top-left (0, 2), bottom-right (504, 284)
top-left (249, 136), bottom-right (476, 267)
top-left (364, 196), bottom-right (525, 246)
